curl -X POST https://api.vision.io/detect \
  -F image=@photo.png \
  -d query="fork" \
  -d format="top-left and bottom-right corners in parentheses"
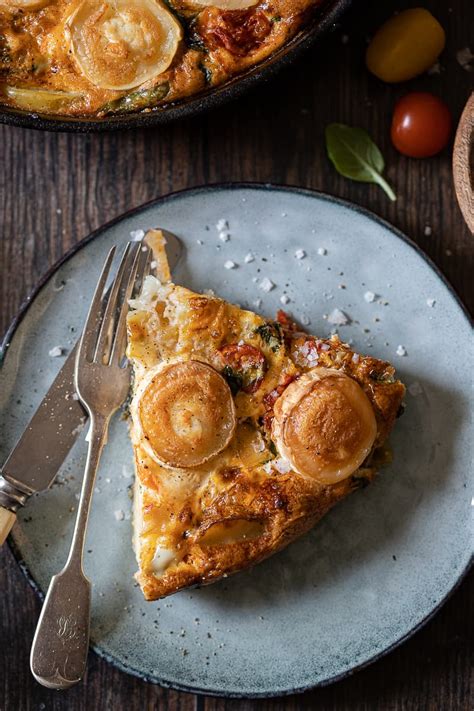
top-left (30, 241), bottom-right (150, 690)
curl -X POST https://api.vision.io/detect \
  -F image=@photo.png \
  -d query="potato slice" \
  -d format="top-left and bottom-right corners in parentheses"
top-left (2, 0), bottom-right (51, 9)
top-left (66, 0), bottom-right (182, 90)
top-left (193, 0), bottom-right (258, 8)
top-left (3, 87), bottom-right (82, 113)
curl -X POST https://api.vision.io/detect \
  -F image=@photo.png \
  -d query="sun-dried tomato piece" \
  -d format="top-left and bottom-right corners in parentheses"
top-left (219, 343), bottom-right (267, 394)
top-left (262, 373), bottom-right (298, 430)
top-left (198, 8), bottom-right (272, 57)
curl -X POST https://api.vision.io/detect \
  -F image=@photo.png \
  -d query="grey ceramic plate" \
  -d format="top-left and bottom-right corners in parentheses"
top-left (1, 185), bottom-right (473, 697)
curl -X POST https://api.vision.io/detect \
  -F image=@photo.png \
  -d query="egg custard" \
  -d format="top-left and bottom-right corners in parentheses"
top-left (127, 231), bottom-right (405, 600)
top-left (0, 0), bottom-right (326, 118)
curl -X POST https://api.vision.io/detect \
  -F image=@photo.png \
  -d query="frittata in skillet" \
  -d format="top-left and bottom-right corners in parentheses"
top-left (0, 0), bottom-right (325, 117)
top-left (127, 230), bottom-right (405, 601)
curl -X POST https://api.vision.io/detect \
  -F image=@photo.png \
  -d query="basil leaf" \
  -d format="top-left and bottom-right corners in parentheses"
top-left (325, 123), bottom-right (396, 201)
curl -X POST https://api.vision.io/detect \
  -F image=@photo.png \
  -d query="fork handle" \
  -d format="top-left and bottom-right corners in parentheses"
top-left (30, 415), bottom-right (108, 689)
top-left (30, 564), bottom-right (91, 689)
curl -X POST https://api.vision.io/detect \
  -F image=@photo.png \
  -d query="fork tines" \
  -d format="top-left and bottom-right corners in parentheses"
top-left (78, 241), bottom-right (151, 367)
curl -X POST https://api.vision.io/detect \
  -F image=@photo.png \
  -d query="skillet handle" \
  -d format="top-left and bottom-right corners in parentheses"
top-left (0, 506), bottom-right (16, 544)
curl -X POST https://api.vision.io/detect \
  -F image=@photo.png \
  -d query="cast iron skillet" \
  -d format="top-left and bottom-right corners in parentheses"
top-left (0, 0), bottom-right (351, 133)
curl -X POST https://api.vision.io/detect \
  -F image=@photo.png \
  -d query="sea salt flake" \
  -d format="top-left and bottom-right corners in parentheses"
top-left (294, 249), bottom-right (306, 259)
top-left (327, 308), bottom-right (350, 326)
top-left (408, 382), bottom-right (423, 397)
top-left (427, 61), bottom-right (441, 75)
top-left (396, 345), bottom-right (407, 357)
top-left (351, 352), bottom-right (360, 363)
top-left (426, 298), bottom-right (436, 308)
top-left (196, 239), bottom-right (203, 245)
top-left (49, 346), bottom-right (64, 357)
top-left (273, 458), bottom-right (292, 474)
top-left (130, 229), bottom-right (145, 241)
top-left (364, 291), bottom-right (376, 303)
top-left (280, 294), bottom-right (290, 305)
top-left (219, 231), bottom-right (230, 242)
top-left (456, 47), bottom-right (474, 71)
top-left (317, 247), bottom-right (327, 256)
top-left (224, 260), bottom-right (237, 270)
top-left (300, 315), bottom-right (310, 326)
top-left (216, 218), bottom-right (228, 232)
top-left (259, 277), bottom-right (275, 292)
top-left (114, 510), bottom-right (125, 521)
top-left (253, 298), bottom-right (262, 308)
top-left (244, 253), bottom-right (255, 263)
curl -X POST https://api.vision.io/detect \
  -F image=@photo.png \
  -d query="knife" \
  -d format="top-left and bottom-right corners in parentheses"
top-left (0, 229), bottom-right (182, 544)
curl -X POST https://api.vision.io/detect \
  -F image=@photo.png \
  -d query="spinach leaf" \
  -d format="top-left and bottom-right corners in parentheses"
top-left (222, 366), bottom-right (243, 396)
top-left (325, 123), bottom-right (396, 201)
top-left (254, 322), bottom-right (283, 352)
top-left (100, 82), bottom-right (170, 116)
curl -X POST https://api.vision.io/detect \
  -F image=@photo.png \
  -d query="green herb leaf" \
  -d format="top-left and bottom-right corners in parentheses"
top-left (100, 82), bottom-right (170, 116)
top-left (254, 322), bottom-right (283, 352)
top-left (325, 123), bottom-right (396, 201)
top-left (222, 365), bottom-right (243, 396)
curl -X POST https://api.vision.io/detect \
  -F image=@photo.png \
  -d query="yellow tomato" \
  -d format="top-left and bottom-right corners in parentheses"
top-left (366, 8), bottom-right (445, 83)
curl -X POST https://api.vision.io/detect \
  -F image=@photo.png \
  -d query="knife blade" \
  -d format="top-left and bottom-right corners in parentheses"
top-left (0, 230), bottom-right (182, 543)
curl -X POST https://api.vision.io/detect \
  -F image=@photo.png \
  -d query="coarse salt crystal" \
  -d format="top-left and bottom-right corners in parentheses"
top-left (114, 510), bottom-right (125, 521)
top-left (408, 381), bottom-right (423, 396)
top-left (130, 229), bottom-right (145, 241)
top-left (280, 294), bottom-right (290, 305)
top-left (253, 298), bottom-right (262, 308)
top-left (317, 247), bottom-right (327, 255)
top-left (351, 352), bottom-right (360, 363)
top-left (424, 225), bottom-right (432, 236)
top-left (426, 298), bottom-right (436, 308)
top-left (295, 249), bottom-right (306, 259)
top-left (396, 345), bottom-right (407, 357)
top-left (216, 218), bottom-right (228, 232)
top-left (427, 61), bottom-right (441, 75)
top-left (300, 315), bottom-right (310, 326)
top-left (273, 458), bottom-right (292, 474)
top-left (364, 291), bottom-right (376, 303)
top-left (244, 253), bottom-right (255, 263)
top-left (321, 343), bottom-right (330, 351)
top-left (327, 308), bottom-right (350, 326)
top-left (259, 277), bottom-right (275, 292)
top-left (262, 461), bottom-right (273, 474)
top-left (49, 346), bottom-right (64, 357)
top-left (456, 47), bottom-right (474, 71)
top-left (150, 260), bottom-right (157, 269)
top-left (219, 232), bottom-right (230, 242)
top-left (196, 239), bottom-right (203, 245)
top-left (224, 260), bottom-right (237, 270)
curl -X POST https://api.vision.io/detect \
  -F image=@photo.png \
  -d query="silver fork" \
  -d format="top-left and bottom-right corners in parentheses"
top-left (30, 241), bottom-right (150, 690)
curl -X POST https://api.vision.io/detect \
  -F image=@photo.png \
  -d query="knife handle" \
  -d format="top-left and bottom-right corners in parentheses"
top-left (0, 507), bottom-right (16, 545)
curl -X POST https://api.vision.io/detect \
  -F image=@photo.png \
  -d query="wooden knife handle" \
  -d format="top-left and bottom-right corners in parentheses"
top-left (0, 507), bottom-right (16, 544)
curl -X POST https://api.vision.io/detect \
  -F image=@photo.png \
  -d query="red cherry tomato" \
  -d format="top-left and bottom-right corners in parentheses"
top-left (391, 92), bottom-right (452, 158)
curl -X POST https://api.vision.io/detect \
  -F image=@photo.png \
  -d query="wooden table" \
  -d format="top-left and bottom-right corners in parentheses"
top-left (1, 0), bottom-right (472, 708)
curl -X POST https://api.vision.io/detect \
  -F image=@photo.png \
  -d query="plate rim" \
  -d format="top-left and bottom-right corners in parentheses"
top-left (2, 183), bottom-right (473, 698)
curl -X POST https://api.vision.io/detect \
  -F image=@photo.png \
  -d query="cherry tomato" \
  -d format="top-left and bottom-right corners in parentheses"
top-left (366, 8), bottom-right (445, 83)
top-left (391, 92), bottom-right (452, 158)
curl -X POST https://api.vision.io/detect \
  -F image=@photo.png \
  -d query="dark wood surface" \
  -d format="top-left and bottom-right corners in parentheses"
top-left (1, 1), bottom-right (472, 709)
